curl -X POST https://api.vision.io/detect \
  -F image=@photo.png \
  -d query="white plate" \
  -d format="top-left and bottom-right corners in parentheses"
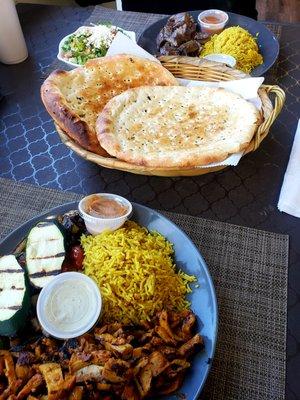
top-left (57, 25), bottom-right (136, 68)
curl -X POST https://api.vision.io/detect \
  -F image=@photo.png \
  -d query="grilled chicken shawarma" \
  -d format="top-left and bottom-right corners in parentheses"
top-left (0, 310), bottom-right (203, 399)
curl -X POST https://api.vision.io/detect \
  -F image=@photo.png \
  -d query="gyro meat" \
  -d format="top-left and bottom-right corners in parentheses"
top-left (157, 12), bottom-right (205, 56)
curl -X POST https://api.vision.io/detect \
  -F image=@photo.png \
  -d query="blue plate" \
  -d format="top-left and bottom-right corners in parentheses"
top-left (138, 10), bottom-right (279, 77)
top-left (0, 201), bottom-right (218, 400)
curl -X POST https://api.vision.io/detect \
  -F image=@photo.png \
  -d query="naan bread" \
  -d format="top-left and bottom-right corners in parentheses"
top-left (41, 55), bottom-right (178, 155)
top-left (97, 86), bottom-right (261, 167)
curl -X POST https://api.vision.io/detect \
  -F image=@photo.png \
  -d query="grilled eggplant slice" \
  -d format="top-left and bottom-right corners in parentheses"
top-left (0, 255), bottom-right (30, 336)
top-left (26, 222), bottom-right (65, 288)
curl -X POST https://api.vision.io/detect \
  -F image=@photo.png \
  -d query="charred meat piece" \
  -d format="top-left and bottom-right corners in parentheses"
top-left (39, 362), bottom-right (76, 400)
top-left (178, 333), bottom-right (204, 357)
top-left (16, 373), bottom-right (43, 400)
top-left (148, 351), bottom-right (169, 377)
top-left (95, 333), bottom-right (133, 359)
top-left (75, 365), bottom-right (104, 383)
top-left (133, 357), bottom-right (148, 376)
top-left (136, 363), bottom-right (152, 398)
top-left (69, 352), bottom-right (92, 374)
top-left (0, 350), bottom-right (17, 389)
top-left (96, 382), bottom-right (112, 391)
top-left (177, 40), bottom-right (202, 56)
top-left (157, 12), bottom-right (203, 57)
top-left (132, 345), bottom-right (151, 360)
top-left (162, 12), bottom-right (197, 46)
top-left (180, 310), bottom-right (197, 339)
top-left (39, 362), bottom-right (64, 393)
top-left (15, 364), bottom-right (35, 381)
top-left (68, 386), bottom-right (84, 400)
top-left (166, 24), bottom-right (195, 47)
top-left (121, 384), bottom-right (139, 400)
top-left (135, 352), bottom-right (169, 397)
top-left (165, 359), bottom-right (190, 379)
top-left (194, 31), bottom-right (210, 44)
top-left (158, 42), bottom-right (181, 56)
top-left (158, 345), bottom-right (177, 360)
top-left (102, 359), bottom-right (131, 383)
top-left (155, 326), bottom-right (177, 345)
top-left (103, 342), bottom-right (133, 359)
top-left (16, 352), bottom-right (36, 366)
top-left (156, 373), bottom-right (184, 395)
top-left (167, 12), bottom-right (196, 31)
top-left (91, 350), bottom-right (112, 366)
top-left (78, 334), bottom-right (97, 354)
top-left (58, 211), bottom-right (87, 247)
top-left (58, 338), bottom-right (79, 361)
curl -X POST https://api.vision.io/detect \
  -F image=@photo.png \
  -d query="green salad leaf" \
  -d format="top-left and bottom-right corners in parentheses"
top-left (61, 27), bottom-right (113, 65)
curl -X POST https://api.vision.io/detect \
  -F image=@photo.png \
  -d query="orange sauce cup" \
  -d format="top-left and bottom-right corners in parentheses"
top-left (198, 9), bottom-right (229, 35)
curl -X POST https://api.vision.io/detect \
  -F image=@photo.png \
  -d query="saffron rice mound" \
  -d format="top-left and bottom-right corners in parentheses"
top-left (200, 26), bottom-right (263, 73)
top-left (81, 221), bottom-right (196, 324)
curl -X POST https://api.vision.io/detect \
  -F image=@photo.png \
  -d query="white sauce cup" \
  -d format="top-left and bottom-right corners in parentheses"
top-left (203, 53), bottom-right (236, 68)
top-left (78, 193), bottom-right (132, 235)
top-left (37, 272), bottom-right (102, 339)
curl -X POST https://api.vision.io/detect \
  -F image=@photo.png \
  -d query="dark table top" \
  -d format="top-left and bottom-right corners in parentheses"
top-left (0, 4), bottom-right (299, 398)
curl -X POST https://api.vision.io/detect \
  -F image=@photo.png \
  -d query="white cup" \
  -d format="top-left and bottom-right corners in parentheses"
top-left (198, 9), bottom-right (229, 35)
top-left (37, 272), bottom-right (102, 339)
top-left (0, 0), bottom-right (28, 64)
top-left (78, 193), bottom-right (133, 235)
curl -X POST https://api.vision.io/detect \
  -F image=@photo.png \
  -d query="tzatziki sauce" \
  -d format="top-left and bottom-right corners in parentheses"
top-left (37, 272), bottom-right (102, 339)
top-left (45, 279), bottom-right (94, 332)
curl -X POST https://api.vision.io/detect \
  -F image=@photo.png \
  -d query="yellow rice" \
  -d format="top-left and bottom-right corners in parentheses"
top-left (81, 221), bottom-right (196, 324)
top-left (200, 26), bottom-right (263, 73)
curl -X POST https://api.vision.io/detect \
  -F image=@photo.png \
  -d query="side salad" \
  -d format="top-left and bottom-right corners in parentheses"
top-left (60, 24), bottom-right (132, 65)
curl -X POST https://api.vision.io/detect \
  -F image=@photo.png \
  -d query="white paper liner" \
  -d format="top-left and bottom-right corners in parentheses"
top-left (107, 31), bottom-right (158, 62)
top-left (278, 119), bottom-right (300, 218)
top-left (106, 32), bottom-right (264, 168)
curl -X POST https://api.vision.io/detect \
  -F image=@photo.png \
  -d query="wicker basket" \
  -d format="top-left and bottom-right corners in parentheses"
top-left (56, 56), bottom-right (285, 177)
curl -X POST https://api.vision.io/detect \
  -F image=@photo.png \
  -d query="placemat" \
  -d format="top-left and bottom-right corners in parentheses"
top-left (0, 177), bottom-right (288, 400)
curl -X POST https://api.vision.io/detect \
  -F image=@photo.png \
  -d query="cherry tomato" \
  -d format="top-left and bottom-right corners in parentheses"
top-left (69, 245), bottom-right (84, 270)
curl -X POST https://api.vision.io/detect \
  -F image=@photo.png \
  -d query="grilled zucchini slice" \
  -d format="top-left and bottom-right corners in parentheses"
top-left (0, 255), bottom-right (30, 336)
top-left (26, 221), bottom-right (65, 288)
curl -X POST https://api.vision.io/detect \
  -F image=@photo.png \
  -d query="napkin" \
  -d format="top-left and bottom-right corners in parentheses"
top-left (278, 119), bottom-right (300, 218)
top-left (106, 32), bottom-right (264, 168)
top-left (106, 31), bottom-right (158, 62)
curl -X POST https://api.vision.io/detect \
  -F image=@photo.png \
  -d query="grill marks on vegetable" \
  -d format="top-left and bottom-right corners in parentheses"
top-left (0, 255), bottom-right (30, 336)
top-left (30, 252), bottom-right (65, 260)
top-left (0, 269), bottom-right (23, 273)
top-left (26, 222), bottom-right (65, 288)
top-left (29, 269), bottom-right (61, 278)
top-left (2, 305), bottom-right (22, 311)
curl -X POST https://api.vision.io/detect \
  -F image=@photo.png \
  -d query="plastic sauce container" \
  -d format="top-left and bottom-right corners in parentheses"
top-left (78, 193), bottom-right (132, 235)
top-left (198, 10), bottom-right (229, 35)
top-left (37, 272), bottom-right (102, 339)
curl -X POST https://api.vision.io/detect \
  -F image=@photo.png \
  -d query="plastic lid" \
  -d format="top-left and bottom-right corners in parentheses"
top-left (198, 9), bottom-right (229, 28)
top-left (37, 272), bottom-right (102, 339)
